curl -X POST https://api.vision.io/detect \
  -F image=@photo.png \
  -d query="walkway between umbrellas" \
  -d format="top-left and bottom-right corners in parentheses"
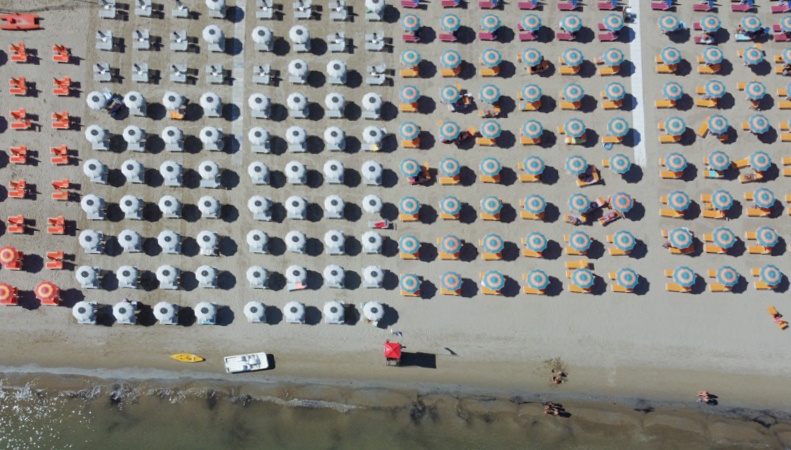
top-left (629, 0), bottom-right (647, 166)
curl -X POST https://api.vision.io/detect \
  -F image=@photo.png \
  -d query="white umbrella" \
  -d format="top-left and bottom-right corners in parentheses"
top-left (249, 127), bottom-right (270, 145)
top-left (362, 231), bottom-right (383, 253)
top-left (196, 265), bottom-right (218, 287)
top-left (247, 230), bottom-right (268, 251)
top-left (284, 301), bottom-right (305, 324)
top-left (285, 231), bottom-right (307, 253)
top-left (156, 265), bottom-right (179, 286)
top-left (80, 194), bottom-right (105, 216)
top-left (323, 264), bottom-right (345, 287)
top-left (251, 26), bottom-right (272, 44)
top-left (248, 162), bottom-right (270, 185)
top-left (244, 301), bottom-right (266, 323)
top-left (323, 301), bottom-right (345, 324)
top-left (197, 230), bottom-right (218, 252)
top-left (285, 265), bottom-right (307, 284)
top-left (324, 127), bottom-right (344, 146)
top-left (199, 160), bottom-right (220, 180)
top-left (326, 60), bottom-right (347, 77)
top-left (200, 92), bottom-right (222, 111)
top-left (363, 265), bottom-right (384, 287)
top-left (247, 266), bottom-right (269, 288)
top-left (362, 194), bottom-right (383, 213)
top-left (324, 195), bottom-right (345, 216)
top-left (198, 196), bottom-right (220, 218)
top-left (361, 160), bottom-right (383, 184)
top-left (153, 301), bottom-right (178, 324)
top-left (362, 93), bottom-right (382, 111)
top-left (119, 195), bottom-right (142, 215)
top-left (366, 0), bottom-right (385, 12)
top-left (200, 126), bottom-right (223, 145)
top-left (286, 195), bottom-right (307, 219)
top-left (288, 59), bottom-right (308, 77)
top-left (78, 230), bottom-right (103, 252)
top-left (324, 92), bottom-right (345, 111)
top-left (162, 91), bottom-right (184, 110)
top-left (285, 160), bottom-right (307, 183)
top-left (158, 195), bottom-right (181, 217)
top-left (289, 25), bottom-right (309, 44)
top-left (76, 266), bottom-right (100, 288)
top-left (86, 90), bottom-right (108, 110)
top-left (202, 25), bottom-right (224, 44)
top-left (85, 125), bottom-right (108, 145)
top-left (194, 302), bottom-right (217, 324)
top-left (123, 91), bottom-right (145, 109)
top-left (323, 159), bottom-right (344, 181)
top-left (83, 159), bottom-right (107, 181)
top-left (118, 229), bottom-right (142, 252)
top-left (247, 195), bottom-right (271, 215)
top-left (121, 159), bottom-right (145, 182)
top-left (161, 127), bottom-right (183, 144)
top-left (363, 301), bottom-right (385, 322)
top-left (324, 230), bottom-right (345, 250)
top-left (117, 265), bottom-right (139, 288)
top-left (158, 230), bottom-right (180, 253)
top-left (72, 301), bottom-right (96, 324)
top-left (113, 300), bottom-right (136, 324)
top-left (159, 161), bottom-right (183, 187)
top-left (123, 126), bottom-right (144, 144)
top-left (287, 92), bottom-right (308, 111)
top-left (248, 93), bottom-right (270, 112)
top-left (206, 0), bottom-right (225, 11)
top-left (362, 126), bottom-right (385, 144)
top-left (286, 126), bottom-right (307, 144)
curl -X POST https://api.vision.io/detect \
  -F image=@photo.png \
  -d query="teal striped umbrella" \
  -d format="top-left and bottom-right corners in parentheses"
top-left (441, 13), bottom-right (461, 32)
top-left (561, 14), bottom-right (582, 33)
top-left (480, 157), bottom-right (501, 176)
top-left (399, 121), bottom-right (420, 140)
top-left (481, 196), bottom-right (502, 215)
top-left (482, 233), bottom-right (504, 254)
top-left (783, 48), bottom-right (791, 65)
top-left (716, 266), bottom-right (738, 287)
top-left (760, 265), bottom-right (782, 286)
top-left (440, 235), bottom-right (462, 254)
top-left (400, 159), bottom-right (421, 178)
top-left (617, 268), bottom-right (638, 290)
top-left (750, 151), bottom-right (771, 172)
top-left (481, 48), bottom-right (502, 67)
top-left (702, 47), bottom-right (723, 65)
top-left (482, 270), bottom-right (505, 290)
top-left (563, 48), bottom-right (583, 66)
top-left (712, 228), bottom-right (736, 249)
top-left (754, 188), bottom-right (775, 209)
top-left (523, 156), bottom-right (544, 175)
top-left (665, 116), bottom-right (686, 136)
top-left (745, 81), bottom-right (766, 100)
top-left (566, 155), bottom-right (587, 175)
top-left (522, 84), bottom-right (542, 102)
top-left (400, 85), bottom-right (420, 103)
top-left (481, 120), bottom-right (501, 138)
top-left (526, 270), bottom-right (549, 290)
top-left (610, 192), bottom-right (633, 213)
top-left (666, 153), bottom-right (687, 172)
top-left (668, 228), bottom-right (693, 249)
top-left (521, 14), bottom-right (541, 32)
top-left (439, 195), bottom-right (462, 216)
top-left (441, 49), bottom-right (462, 69)
top-left (568, 193), bottom-right (590, 213)
top-left (756, 227), bottom-right (778, 247)
top-left (673, 266), bottom-right (696, 287)
top-left (708, 115), bottom-right (728, 135)
top-left (439, 157), bottom-right (460, 177)
top-left (524, 194), bottom-right (546, 214)
top-left (401, 49), bottom-right (421, 66)
top-left (708, 151), bottom-right (730, 171)
top-left (439, 121), bottom-right (461, 141)
top-left (749, 114), bottom-right (770, 134)
top-left (563, 83), bottom-right (584, 102)
top-left (603, 48), bottom-right (625, 66)
top-left (604, 14), bottom-right (624, 32)
top-left (668, 191), bottom-right (690, 211)
top-left (481, 14), bottom-right (500, 31)
top-left (569, 231), bottom-right (591, 252)
top-left (441, 271), bottom-right (462, 291)
top-left (605, 82), bottom-right (625, 101)
top-left (741, 15), bottom-right (762, 33)
top-left (608, 117), bottom-right (629, 137)
top-left (401, 14), bottom-right (420, 32)
top-left (659, 14), bottom-right (680, 32)
top-left (399, 196), bottom-right (420, 215)
top-left (711, 190), bottom-right (733, 210)
top-left (525, 232), bottom-right (548, 252)
top-left (400, 273), bottom-right (421, 293)
top-left (571, 268), bottom-right (594, 289)
top-left (522, 48), bottom-right (543, 67)
top-left (480, 84), bottom-right (501, 103)
top-left (663, 82), bottom-right (683, 101)
top-left (661, 47), bottom-right (681, 65)
top-left (610, 154), bottom-right (631, 174)
top-left (398, 235), bottom-right (420, 255)
top-left (440, 85), bottom-right (461, 103)
top-left (522, 120), bottom-right (543, 139)
top-left (701, 15), bottom-right (721, 33)
top-left (705, 80), bottom-right (725, 98)
top-left (613, 230), bottom-right (636, 251)
top-left (565, 118), bottom-right (586, 138)
top-left (782, 16), bottom-right (791, 32)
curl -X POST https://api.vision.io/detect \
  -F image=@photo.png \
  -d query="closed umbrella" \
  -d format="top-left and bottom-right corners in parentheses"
top-left (439, 157), bottom-right (460, 177)
top-left (324, 301), bottom-right (345, 324)
top-left (441, 272), bottom-right (462, 293)
top-left (288, 59), bottom-right (308, 77)
top-left (749, 114), bottom-right (770, 134)
top-left (400, 159), bottom-right (421, 178)
top-left (440, 235), bottom-right (462, 255)
top-left (659, 14), bottom-right (680, 32)
top-left (289, 25), bottom-right (309, 43)
top-left (705, 80), bottom-right (726, 99)
top-left (481, 196), bottom-right (502, 215)
top-left (479, 84), bottom-right (500, 103)
top-left (153, 301), bottom-right (178, 324)
top-left (482, 270), bottom-right (505, 291)
top-left (563, 83), bottom-right (584, 103)
top-left (741, 15), bottom-right (762, 33)
top-left (481, 48), bottom-right (502, 67)
top-left (522, 48), bottom-right (543, 67)
top-left (746, 81), bottom-right (766, 100)
top-left (363, 194), bottom-right (383, 214)
top-left (526, 270), bottom-right (549, 290)
top-left (603, 48), bottom-right (624, 67)
top-left (401, 49), bottom-right (421, 66)
top-left (708, 115), bottom-right (728, 135)
top-left (480, 157), bottom-right (501, 176)
top-left (440, 50), bottom-right (462, 69)
top-left (363, 265), bottom-right (384, 287)
top-left (668, 228), bottom-right (693, 249)
top-left (440, 85), bottom-right (461, 104)
top-left (363, 301), bottom-right (385, 323)
top-left (711, 190), bottom-right (733, 211)
top-left (617, 268), bottom-right (638, 290)
top-left (244, 301), bottom-right (266, 323)
top-left (480, 120), bottom-right (501, 139)
top-left (481, 14), bottom-right (500, 31)
top-left (401, 14), bottom-right (420, 31)
top-left (285, 265), bottom-right (307, 284)
top-left (667, 191), bottom-right (690, 211)
top-left (566, 155), bottom-right (587, 175)
top-left (663, 82), bottom-right (683, 101)
top-left (525, 232), bottom-right (548, 252)
top-left (666, 152), bottom-right (687, 172)
top-left (568, 231), bottom-right (591, 252)
top-left (562, 48), bottom-right (583, 66)
top-left (439, 196), bottom-right (461, 216)
top-left (441, 13), bottom-right (461, 32)
top-left (400, 85), bottom-right (420, 103)
top-left (113, 300), bottom-right (137, 324)
top-left (522, 120), bottom-right (543, 139)
top-left (399, 235), bottom-right (420, 255)
top-left (610, 192), bottom-right (633, 213)
top-left (613, 230), bottom-right (636, 251)
top-left (702, 47), bottom-right (723, 65)
top-left (708, 151), bottom-right (730, 171)
top-left (673, 267), bottom-right (696, 288)
top-left (760, 265), bottom-right (782, 286)
top-left (439, 121), bottom-right (461, 141)
top-left (604, 13), bottom-right (624, 32)
top-left (750, 151), bottom-right (771, 172)
top-left (284, 301), bottom-right (305, 323)
top-left (400, 274), bottom-right (421, 294)
top-left (482, 234), bottom-right (504, 254)
top-left (561, 14), bottom-right (582, 33)
top-left (323, 265), bottom-right (345, 287)
top-left (661, 47), bottom-right (681, 65)
top-left (522, 84), bottom-right (542, 102)
top-left (524, 195), bottom-right (546, 214)
top-left (568, 193), bottom-right (590, 213)
top-left (701, 15), bottom-right (721, 33)
top-left (754, 188), bottom-right (775, 209)
top-left (362, 93), bottom-right (382, 111)
top-left (610, 154), bottom-right (631, 174)
top-left (604, 82), bottom-right (625, 101)
top-left (565, 118), bottom-right (586, 138)
top-left (608, 117), bottom-right (629, 137)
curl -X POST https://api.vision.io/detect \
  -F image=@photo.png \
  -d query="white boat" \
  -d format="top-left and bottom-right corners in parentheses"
top-left (223, 352), bottom-right (270, 374)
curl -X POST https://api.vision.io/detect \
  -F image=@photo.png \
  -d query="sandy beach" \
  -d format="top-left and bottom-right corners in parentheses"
top-left (1, 0), bottom-right (791, 444)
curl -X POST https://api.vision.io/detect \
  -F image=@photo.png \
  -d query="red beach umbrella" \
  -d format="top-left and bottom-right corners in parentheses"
top-left (35, 281), bottom-right (60, 305)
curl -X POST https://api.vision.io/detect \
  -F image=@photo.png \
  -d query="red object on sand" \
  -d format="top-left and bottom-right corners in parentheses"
top-left (0, 283), bottom-right (18, 305)
top-left (384, 341), bottom-right (402, 364)
top-left (35, 281), bottom-right (60, 305)
top-left (0, 14), bottom-right (41, 31)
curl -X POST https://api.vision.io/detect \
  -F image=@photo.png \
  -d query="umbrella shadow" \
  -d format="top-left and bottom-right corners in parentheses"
top-left (215, 306), bottom-right (234, 326)
top-left (545, 277), bottom-right (563, 297)
top-left (177, 307), bottom-right (196, 327)
top-left (378, 304), bottom-right (398, 328)
top-left (304, 306), bottom-right (322, 325)
top-left (460, 242), bottom-right (478, 262)
top-left (633, 277), bottom-right (650, 296)
top-left (419, 280), bottom-right (436, 299)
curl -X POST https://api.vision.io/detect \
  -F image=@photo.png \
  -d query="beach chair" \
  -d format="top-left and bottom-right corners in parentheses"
top-left (768, 306), bottom-right (789, 329)
top-left (9, 43), bottom-right (27, 63)
top-left (401, 0), bottom-right (420, 7)
top-left (9, 108), bottom-right (30, 130)
top-left (52, 45), bottom-right (70, 63)
top-left (9, 77), bottom-right (26, 96)
top-left (480, 66), bottom-right (500, 77)
top-left (439, 33), bottom-right (458, 42)
top-left (52, 111), bottom-right (70, 130)
top-left (655, 100), bottom-right (676, 109)
top-left (565, 259), bottom-right (589, 270)
top-left (519, 0), bottom-right (538, 9)
top-left (557, 32), bottom-right (576, 42)
top-left (558, 0), bottom-right (579, 11)
top-left (47, 216), bottom-right (66, 235)
top-left (8, 145), bottom-right (27, 164)
top-left (399, 102), bottom-right (418, 113)
top-left (732, 0), bottom-right (753, 12)
top-left (441, 66), bottom-right (461, 78)
top-left (441, 0), bottom-right (459, 6)
top-left (400, 68), bottom-right (419, 78)
top-left (53, 77), bottom-right (71, 96)
top-left (479, 0), bottom-right (498, 9)
top-left (6, 215), bottom-right (24, 234)
top-left (656, 64), bottom-right (677, 74)
top-left (665, 283), bottom-right (690, 293)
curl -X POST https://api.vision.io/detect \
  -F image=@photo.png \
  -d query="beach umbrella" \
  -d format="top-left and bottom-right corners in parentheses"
top-left (400, 85), bottom-right (420, 103)
top-left (741, 15), bottom-right (762, 33)
top-left (659, 14), bottom-right (680, 32)
top-left (117, 266), bottom-right (139, 288)
top-left (252, 26), bottom-right (272, 44)
top-left (439, 196), bottom-right (462, 216)
top-left (522, 14), bottom-right (542, 32)
top-left (83, 159), bottom-right (107, 181)
top-left (158, 230), bottom-right (180, 253)
top-left (441, 13), bottom-right (461, 32)
top-left (200, 92), bottom-right (222, 112)
top-left (761, 265), bottom-right (783, 286)
top-left (324, 127), bottom-right (344, 147)
top-left (198, 196), bottom-right (220, 218)
top-left (668, 228), bottom-right (693, 249)
top-left (247, 195), bottom-right (271, 217)
top-left (400, 273), bottom-right (421, 294)
top-left (522, 84), bottom-right (542, 102)
top-left (86, 90), bottom-right (109, 111)
top-left (196, 230), bottom-right (219, 254)
top-left (0, 282), bottom-right (16, 305)
top-left (754, 188), bottom-right (775, 209)
top-left (324, 230), bottom-right (345, 252)
top-left (285, 265), bottom-right (307, 285)
top-left (161, 127), bottom-right (183, 144)
top-left (249, 93), bottom-right (271, 112)
top-left (481, 48), bottom-right (502, 67)
top-left (711, 190), bottom-right (733, 211)
top-left (714, 266), bottom-right (738, 288)
top-left (568, 231), bottom-right (591, 252)
top-left (289, 25), bottom-right (309, 43)
top-left (439, 157), bottom-right (461, 177)
top-left (603, 13), bottom-right (624, 32)
top-left (76, 266), bottom-right (100, 288)
top-left (0, 246), bottom-right (19, 267)
top-left (565, 118), bottom-right (586, 138)
top-left (121, 160), bottom-right (144, 182)
top-left (85, 125), bottom-right (108, 145)
top-left (441, 272), bottom-right (462, 293)
top-left (153, 302), bottom-right (178, 324)
top-left (708, 151), bottom-right (731, 171)
top-left (401, 49), bottom-right (421, 66)
top-left (524, 195), bottom-right (546, 214)
top-left (481, 14), bottom-right (500, 32)
top-left (750, 151), bottom-right (771, 172)
top-left (440, 49), bottom-right (462, 69)
top-left (525, 232), bottom-right (548, 252)
top-left (756, 227), bottom-right (778, 248)
top-left (667, 191), bottom-right (690, 211)
top-left (571, 268), bottom-right (594, 290)
top-left (247, 230), bottom-right (268, 251)
top-left (362, 126), bottom-right (385, 144)
top-left (526, 270), bottom-right (549, 290)
top-left (35, 281), bottom-right (59, 304)
top-left (568, 193), bottom-right (590, 213)
top-left (284, 301), bottom-right (305, 324)
top-left (608, 117), bottom-right (629, 137)
top-left (361, 161), bottom-right (383, 185)
top-left (363, 301), bottom-right (385, 325)
top-left (522, 121), bottom-right (543, 140)
top-left (285, 231), bottom-right (307, 253)
top-left (521, 48), bottom-right (543, 67)
top-left (603, 48), bottom-right (624, 67)
top-left (665, 116), bottom-right (686, 136)
top-left (362, 231), bottom-right (382, 253)
top-left (400, 158), bottom-right (421, 178)
top-left (562, 48), bottom-right (583, 66)
top-left (440, 84), bottom-right (461, 104)
top-left (119, 92), bottom-right (145, 112)
top-left (158, 195), bottom-right (181, 217)
top-left (199, 161), bottom-right (220, 181)
top-left (480, 84), bottom-right (501, 103)
top-left (155, 264), bottom-right (179, 286)
top-left (783, 48), bottom-right (791, 65)
top-left (666, 153), bottom-right (687, 172)
top-left (482, 270), bottom-right (505, 291)
top-left (565, 155), bottom-right (587, 175)
top-left (118, 229), bottom-right (142, 252)
top-left (399, 235), bottom-right (420, 256)
top-left (123, 126), bottom-right (144, 145)
top-left (610, 154), bottom-right (631, 174)
top-left (362, 92), bottom-right (382, 111)
top-left (199, 127), bottom-right (222, 147)
top-left (617, 268), bottom-right (639, 290)
top-left (604, 82), bottom-right (625, 101)
top-left (712, 228), bottom-right (736, 249)
top-left (285, 195), bottom-right (307, 218)
top-left (162, 91), bottom-right (184, 110)
top-left (700, 15), bottom-right (721, 33)
top-left (287, 93), bottom-right (308, 112)
top-left (563, 83), bottom-right (584, 103)
top-left (661, 47), bottom-right (681, 65)
top-left (324, 195), bottom-right (345, 217)
top-left (324, 92), bottom-right (345, 111)
top-left (561, 14), bottom-right (582, 33)
top-left (610, 192), bottom-right (633, 213)
top-left (440, 235), bottom-right (462, 255)
top-left (363, 265), bottom-right (385, 287)
top-left (663, 82), bottom-right (684, 101)
top-left (481, 196), bottom-right (502, 215)
top-left (323, 265), bottom-right (345, 287)
top-left (288, 59), bottom-right (308, 78)
top-left (708, 115), bottom-right (729, 135)
top-left (745, 81), bottom-right (766, 100)
top-left (673, 267), bottom-right (696, 288)
top-left (324, 301), bottom-right (345, 324)
top-left (244, 301), bottom-right (266, 323)
top-left (613, 230), bottom-right (636, 251)
top-left (749, 114), bottom-right (770, 134)
top-left (482, 233), bottom-right (504, 254)
top-left (81, 195), bottom-right (105, 217)
top-left (72, 301), bottom-right (96, 324)
top-left (705, 80), bottom-right (726, 99)
top-left (782, 16), bottom-right (791, 32)
top-left (363, 194), bottom-right (383, 214)
top-left (323, 159), bottom-right (344, 181)
top-left (480, 119), bottom-right (501, 138)
top-left (480, 157), bottom-right (501, 176)
top-left (113, 300), bottom-right (137, 324)
top-left (401, 13), bottom-right (420, 31)
top-left (365, 0), bottom-right (384, 12)
top-left (285, 160), bottom-right (307, 182)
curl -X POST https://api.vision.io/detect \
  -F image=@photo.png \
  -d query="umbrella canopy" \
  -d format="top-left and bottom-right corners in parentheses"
top-left (562, 48), bottom-right (583, 66)
top-left (526, 270), bottom-right (549, 290)
top-left (565, 155), bottom-right (588, 175)
top-left (251, 25), bottom-right (272, 44)
top-left (711, 190), bottom-right (733, 211)
top-left (525, 232), bottom-right (548, 252)
top-left (522, 84), bottom-right (542, 102)
top-left (563, 83), bottom-right (584, 103)
top-left (362, 231), bottom-right (382, 253)
top-left (363, 301), bottom-right (385, 323)
top-left (324, 195), bottom-right (345, 216)
top-left (705, 80), bottom-right (726, 99)
top-left (123, 126), bottom-right (144, 144)
top-left (613, 230), bottom-right (636, 251)
top-left (481, 14), bottom-right (500, 31)
top-left (247, 195), bottom-right (271, 216)
top-left (199, 160), bottom-right (220, 180)
top-left (196, 302), bottom-right (217, 325)
top-left (708, 115), bottom-right (729, 135)
top-left (482, 233), bottom-right (504, 254)
top-left (659, 14), bottom-right (680, 32)
top-left (783, 48), bottom-right (791, 65)
top-left (195, 265), bottom-right (218, 286)
top-left (35, 281), bottom-right (59, 304)
top-left (481, 196), bottom-right (503, 215)
top-left (324, 126), bottom-right (344, 146)
top-left (363, 194), bottom-right (383, 214)
top-left (568, 231), bottom-right (591, 252)
top-left (482, 270), bottom-right (505, 291)
top-left (667, 191), bottom-right (690, 211)
top-left (607, 117), bottom-right (629, 137)
top-left (400, 85), bottom-right (420, 103)
top-left (85, 125), bottom-right (108, 145)
top-left (122, 160), bottom-right (145, 181)
top-left (741, 15), bottom-right (762, 33)
top-left (754, 188), bottom-right (775, 209)
top-left (745, 81), bottom-right (766, 100)
top-left (571, 268), bottom-right (594, 289)
top-left (480, 157), bottom-right (501, 176)
top-left (162, 91), bottom-right (184, 110)
top-left (439, 157), bottom-right (460, 177)
top-left (713, 266), bottom-right (737, 288)
top-left (561, 14), bottom-right (582, 33)
top-left (400, 159), bottom-right (421, 178)
top-left (568, 193), bottom-right (590, 213)
top-left (702, 47), bottom-right (723, 65)
top-left (199, 127), bottom-right (222, 145)
top-left (323, 159), bottom-right (344, 180)
top-left (481, 48), bottom-right (502, 67)
top-left (480, 84), bottom-right (500, 103)
top-left (760, 265), bottom-right (782, 286)
top-left (249, 93), bottom-right (271, 112)
top-left (441, 13), bottom-right (461, 32)
top-left (617, 268), bottom-right (639, 290)
top-left (749, 114), bottom-right (770, 134)
top-left (118, 229), bottom-right (142, 252)
top-left (663, 82), bottom-right (684, 101)
top-left (113, 300), bottom-right (137, 324)
top-left (362, 160), bottom-right (383, 183)
top-left (285, 265), bottom-right (307, 285)
top-left (285, 195), bottom-right (308, 217)
top-left (439, 196), bottom-right (462, 216)
top-left (285, 161), bottom-right (307, 181)
top-left (86, 90), bottom-right (108, 110)
top-left (401, 49), bottom-right (421, 66)
top-left (603, 48), bottom-right (625, 67)
top-left (522, 14), bottom-right (542, 32)
top-left (197, 230), bottom-right (219, 250)
top-left (750, 151), bottom-right (771, 172)
top-left (441, 271), bottom-right (462, 292)
top-left (673, 266), bottom-right (696, 288)
top-left (665, 116), bottom-right (686, 136)
top-left (400, 273), bottom-right (421, 293)
top-left (712, 228), bottom-right (736, 249)
top-left (565, 118), bottom-right (586, 138)
top-left (76, 266), bottom-right (100, 287)
top-left (603, 13), bottom-right (624, 31)
top-left (285, 231), bottom-right (307, 252)
top-left (283, 127), bottom-right (307, 147)
top-left (362, 126), bottom-right (385, 144)
top-left (284, 301), bottom-right (305, 323)
top-left (708, 151), bottom-right (731, 171)
top-left (161, 126), bottom-right (183, 144)
top-left (117, 265), bottom-right (139, 287)
top-left (440, 235), bottom-right (462, 254)
top-left (524, 195), bottom-right (546, 214)
top-left (362, 92), bottom-right (382, 111)
top-left (244, 301), bottom-right (266, 323)
top-left (440, 49), bottom-right (462, 69)
top-left (83, 159), bottom-right (107, 180)
top-left (158, 230), bottom-right (180, 252)
top-left (199, 92), bottom-right (221, 111)
top-left (668, 228), bottom-right (693, 249)
top-left (156, 264), bottom-right (179, 285)
top-left (158, 195), bottom-right (181, 216)
top-left (522, 120), bottom-right (543, 139)
top-left (323, 265), bottom-right (345, 286)
top-left (700, 15), bottom-right (721, 33)
top-left (81, 195), bottom-right (105, 215)
top-left (523, 48), bottom-right (544, 67)
top-left (661, 46), bottom-right (681, 65)
top-left (324, 301), bottom-right (345, 323)
top-left (401, 13), bottom-right (420, 31)
top-left (756, 226), bottom-right (778, 247)
top-left (78, 230), bottom-right (103, 252)
top-left (440, 121), bottom-right (461, 141)
top-left (604, 82), bottom-right (625, 101)
top-left (363, 265), bottom-right (385, 286)
top-left (72, 301), bottom-right (96, 324)
top-left (440, 85), bottom-right (461, 104)
top-left (610, 192), bottom-right (633, 213)
top-left (324, 92), bottom-right (345, 111)
top-left (0, 246), bottom-right (20, 266)
top-left (246, 230), bottom-right (268, 250)
top-left (198, 196), bottom-right (220, 217)
top-left (289, 25), bottom-right (309, 43)
top-left (782, 16), bottom-right (791, 32)
top-left (287, 93), bottom-right (308, 111)
top-left (153, 301), bottom-right (178, 324)
top-left (610, 153), bottom-right (631, 174)
top-left (288, 59), bottom-right (308, 77)
top-left (399, 235), bottom-right (420, 255)
top-left (324, 230), bottom-right (345, 250)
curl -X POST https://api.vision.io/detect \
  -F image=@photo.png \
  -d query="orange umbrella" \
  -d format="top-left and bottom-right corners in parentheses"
top-left (0, 246), bottom-right (19, 266)
top-left (35, 281), bottom-right (59, 305)
top-left (0, 283), bottom-right (17, 305)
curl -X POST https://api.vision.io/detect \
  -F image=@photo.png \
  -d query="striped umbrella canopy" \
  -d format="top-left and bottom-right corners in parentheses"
top-left (708, 114), bottom-right (729, 135)
top-left (562, 48), bottom-right (584, 67)
top-left (700, 15), bottom-right (721, 33)
top-left (782, 16), bottom-right (791, 32)
top-left (711, 190), bottom-right (733, 211)
top-left (756, 226), bottom-right (778, 247)
top-left (708, 150), bottom-right (731, 171)
top-left (673, 266), bottom-right (696, 288)
top-left (750, 151), bottom-right (771, 172)
top-left (439, 195), bottom-right (462, 216)
top-left (603, 48), bottom-right (625, 67)
top-left (661, 47), bottom-right (681, 65)
top-left (565, 118), bottom-right (586, 138)
top-left (605, 82), bottom-right (625, 101)
top-left (440, 84), bottom-right (461, 103)
top-left (613, 230), bottom-right (636, 251)
top-left (481, 196), bottom-right (503, 215)
top-left (522, 48), bottom-right (544, 67)
top-left (702, 47), bottom-right (723, 65)
top-left (754, 188), bottom-right (775, 209)
top-left (400, 85), bottom-right (420, 103)
top-left (659, 14), bottom-right (680, 32)
top-left (400, 273), bottom-right (421, 293)
top-left (603, 13), bottom-right (624, 32)
top-left (441, 235), bottom-right (462, 254)
top-left (480, 120), bottom-right (501, 138)
top-left (523, 156), bottom-right (545, 175)
top-left (0, 246), bottom-right (19, 265)
top-left (663, 82), bottom-right (684, 101)
top-left (568, 193), bottom-right (590, 213)
top-left (522, 120), bottom-right (543, 139)
top-left (571, 268), bottom-right (594, 289)
top-left (667, 191), bottom-right (690, 211)
top-left (0, 283), bottom-right (15, 305)
top-left (480, 157), bottom-right (501, 176)
top-left (481, 14), bottom-right (500, 31)
top-left (526, 270), bottom-right (549, 290)
top-left (399, 196), bottom-right (420, 215)
top-left (617, 268), bottom-right (639, 290)
top-left (668, 228), bottom-right (693, 249)
top-left (439, 157), bottom-right (461, 177)
top-left (401, 14), bottom-right (420, 31)
top-left (399, 235), bottom-right (421, 255)
top-left (749, 114), bottom-right (770, 134)
top-left (760, 265), bottom-right (782, 286)
top-left (480, 84), bottom-right (501, 103)
top-left (712, 227), bottom-right (736, 249)
top-left (665, 116), bottom-right (686, 136)
top-left (566, 155), bottom-right (588, 175)
top-left (745, 45), bottom-right (763, 65)
top-left (400, 158), bottom-right (421, 178)
top-left (741, 15), bottom-right (762, 33)
top-left (745, 81), bottom-right (766, 100)
top-left (441, 49), bottom-right (462, 69)
top-left (561, 14), bottom-right (582, 33)
top-left (399, 121), bottom-right (420, 140)
top-left (716, 266), bottom-right (739, 287)
top-left (705, 80), bottom-right (726, 99)
top-left (522, 14), bottom-right (542, 32)
top-left (482, 270), bottom-right (505, 291)
top-left (441, 271), bottom-right (462, 292)
top-left (482, 233), bottom-right (504, 254)
top-left (563, 83), bottom-right (585, 103)
top-left (525, 232), bottom-right (548, 252)
top-left (610, 192), bottom-right (633, 213)
top-left (569, 231), bottom-right (592, 252)
top-left (608, 117), bottom-right (629, 137)
top-left (441, 13), bottom-right (461, 32)
top-left (522, 84), bottom-right (542, 102)
top-left (666, 152), bottom-right (687, 172)
top-left (524, 194), bottom-right (546, 214)
top-left (481, 48), bottom-right (502, 67)
top-left (439, 121), bottom-right (461, 141)
top-left (35, 281), bottom-right (59, 304)
top-left (401, 49), bottom-right (421, 66)
top-left (783, 48), bottom-right (791, 65)
top-left (610, 153), bottom-right (631, 174)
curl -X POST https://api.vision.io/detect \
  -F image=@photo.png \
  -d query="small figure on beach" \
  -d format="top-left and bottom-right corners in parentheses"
top-left (697, 391), bottom-right (717, 404)
top-left (543, 402), bottom-right (568, 417)
top-left (551, 370), bottom-right (567, 385)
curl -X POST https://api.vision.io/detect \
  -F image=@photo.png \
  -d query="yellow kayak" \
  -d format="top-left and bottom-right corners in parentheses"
top-left (170, 353), bottom-right (205, 363)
